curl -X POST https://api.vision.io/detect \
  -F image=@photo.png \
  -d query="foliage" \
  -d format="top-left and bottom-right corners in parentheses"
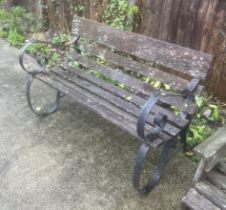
top-left (104, 0), bottom-right (139, 31)
top-left (73, 3), bottom-right (86, 16)
top-left (26, 33), bottom-right (71, 67)
top-left (140, 75), bottom-right (171, 90)
top-left (51, 33), bottom-right (70, 45)
top-left (26, 43), bottom-right (49, 55)
top-left (0, 6), bottom-right (42, 47)
top-left (0, 0), bottom-right (6, 9)
top-left (186, 94), bottom-right (224, 148)
top-left (7, 28), bottom-right (25, 47)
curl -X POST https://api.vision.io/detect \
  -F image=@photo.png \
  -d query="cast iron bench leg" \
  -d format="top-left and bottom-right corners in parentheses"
top-left (26, 74), bottom-right (61, 117)
top-left (133, 140), bottom-right (172, 195)
top-left (134, 91), bottom-right (192, 195)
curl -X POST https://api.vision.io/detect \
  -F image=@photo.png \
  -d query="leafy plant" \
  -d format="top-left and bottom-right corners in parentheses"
top-left (51, 33), bottom-right (70, 45)
top-left (73, 3), bottom-right (86, 16)
top-left (186, 94), bottom-right (224, 149)
top-left (0, 6), bottom-right (43, 47)
top-left (7, 28), bottom-right (25, 47)
top-left (0, 0), bottom-right (7, 9)
top-left (104, 0), bottom-right (139, 31)
top-left (26, 43), bottom-right (50, 55)
top-left (49, 52), bottom-right (61, 65)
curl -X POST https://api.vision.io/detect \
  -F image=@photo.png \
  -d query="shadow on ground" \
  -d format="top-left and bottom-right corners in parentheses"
top-left (0, 40), bottom-right (196, 210)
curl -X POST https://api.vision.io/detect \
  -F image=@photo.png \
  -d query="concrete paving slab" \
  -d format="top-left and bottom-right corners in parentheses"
top-left (0, 39), bottom-right (196, 210)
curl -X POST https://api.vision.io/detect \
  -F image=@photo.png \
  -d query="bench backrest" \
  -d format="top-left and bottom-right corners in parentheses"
top-left (71, 16), bottom-right (214, 91)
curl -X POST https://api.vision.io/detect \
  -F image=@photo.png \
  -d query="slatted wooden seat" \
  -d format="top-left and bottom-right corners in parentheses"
top-left (182, 126), bottom-right (226, 209)
top-left (19, 15), bottom-right (214, 195)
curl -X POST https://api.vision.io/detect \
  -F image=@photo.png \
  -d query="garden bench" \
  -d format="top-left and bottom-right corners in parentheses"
top-left (19, 15), bottom-right (214, 195)
top-left (182, 125), bottom-right (226, 209)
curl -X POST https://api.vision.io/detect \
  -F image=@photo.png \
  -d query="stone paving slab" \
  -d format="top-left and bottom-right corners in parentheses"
top-left (0, 39), bottom-right (196, 210)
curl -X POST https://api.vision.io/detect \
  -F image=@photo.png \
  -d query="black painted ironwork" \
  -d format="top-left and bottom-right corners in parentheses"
top-left (19, 37), bottom-right (80, 74)
top-left (134, 78), bottom-right (200, 194)
top-left (133, 140), bottom-right (173, 195)
top-left (19, 38), bottom-right (80, 117)
top-left (180, 77), bottom-right (200, 151)
top-left (137, 91), bottom-right (184, 141)
top-left (26, 74), bottom-right (61, 117)
top-left (19, 41), bottom-right (44, 74)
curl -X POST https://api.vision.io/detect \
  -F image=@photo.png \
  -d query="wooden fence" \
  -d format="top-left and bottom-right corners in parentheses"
top-left (11, 0), bottom-right (226, 102)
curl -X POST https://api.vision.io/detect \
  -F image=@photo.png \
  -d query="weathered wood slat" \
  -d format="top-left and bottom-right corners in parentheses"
top-left (207, 171), bottom-right (226, 191)
top-left (35, 73), bottom-right (166, 148)
top-left (50, 67), bottom-right (180, 137)
top-left (194, 126), bottom-right (226, 172)
top-left (182, 188), bottom-right (221, 210)
top-left (217, 161), bottom-right (226, 176)
top-left (76, 42), bottom-right (205, 97)
top-left (67, 54), bottom-right (197, 114)
top-left (195, 181), bottom-right (226, 210)
top-left (60, 63), bottom-right (189, 128)
top-left (37, 75), bottom-right (136, 136)
top-left (72, 16), bottom-right (214, 80)
top-left (46, 70), bottom-right (172, 141)
top-left (76, 42), bottom-right (189, 91)
top-left (194, 126), bottom-right (226, 160)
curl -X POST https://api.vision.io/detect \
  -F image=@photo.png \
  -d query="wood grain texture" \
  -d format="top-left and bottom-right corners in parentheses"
top-left (194, 125), bottom-right (226, 161)
top-left (207, 171), bottom-right (226, 191)
top-left (195, 181), bottom-right (226, 210)
top-left (68, 52), bottom-right (197, 115)
top-left (50, 67), bottom-right (180, 137)
top-left (135, 0), bottom-right (226, 54)
top-left (60, 64), bottom-right (189, 128)
top-left (35, 73), bottom-right (165, 148)
top-left (76, 41), bottom-right (191, 91)
top-left (182, 188), bottom-right (221, 210)
top-left (217, 161), bottom-right (226, 176)
top-left (72, 16), bottom-right (213, 80)
top-left (135, 0), bottom-right (226, 101)
top-left (14, 0), bottom-right (226, 101)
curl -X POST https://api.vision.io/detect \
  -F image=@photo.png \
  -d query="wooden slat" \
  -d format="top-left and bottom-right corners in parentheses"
top-left (182, 188), bottom-right (221, 210)
top-left (194, 125), bottom-right (226, 162)
top-left (50, 67), bottom-right (180, 137)
top-left (76, 42), bottom-right (189, 91)
top-left (67, 54), bottom-right (197, 115)
top-left (35, 73), bottom-right (166, 148)
top-left (72, 16), bottom-right (214, 80)
top-left (60, 63), bottom-right (189, 128)
top-left (217, 161), bottom-right (226, 176)
top-left (207, 171), bottom-right (226, 191)
top-left (195, 181), bottom-right (226, 210)
top-left (47, 70), bottom-right (172, 140)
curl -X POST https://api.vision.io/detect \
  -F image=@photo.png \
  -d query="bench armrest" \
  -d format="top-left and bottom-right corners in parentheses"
top-left (137, 91), bottom-right (186, 142)
top-left (19, 40), bottom-right (44, 74)
top-left (194, 125), bottom-right (226, 172)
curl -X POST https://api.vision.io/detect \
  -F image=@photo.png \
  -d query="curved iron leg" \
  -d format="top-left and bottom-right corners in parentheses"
top-left (180, 126), bottom-right (189, 152)
top-left (26, 74), bottom-right (61, 117)
top-left (133, 141), bottom-right (172, 195)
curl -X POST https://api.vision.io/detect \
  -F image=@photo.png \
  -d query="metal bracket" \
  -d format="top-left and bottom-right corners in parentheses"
top-left (182, 77), bottom-right (200, 102)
